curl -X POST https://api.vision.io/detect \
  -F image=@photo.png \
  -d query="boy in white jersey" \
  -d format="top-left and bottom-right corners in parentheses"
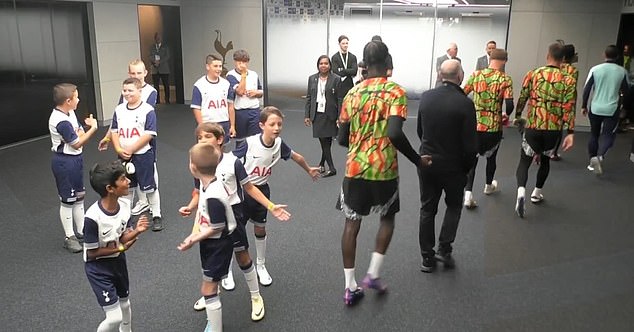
top-left (182, 123), bottom-right (291, 320)
top-left (110, 78), bottom-right (165, 231)
top-left (98, 59), bottom-right (158, 217)
top-left (227, 50), bottom-right (263, 147)
top-left (84, 161), bottom-right (149, 332)
top-left (234, 106), bottom-right (320, 285)
top-left (178, 143), bottom-right (236, 332)
top-left (191, 54), bottom-right (236, 143)
top-left (48, 83), bottom-right (98, 253)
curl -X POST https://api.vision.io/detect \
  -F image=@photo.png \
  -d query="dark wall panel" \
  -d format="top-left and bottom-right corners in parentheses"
top-left (0, 0), bottom-right (95, 147)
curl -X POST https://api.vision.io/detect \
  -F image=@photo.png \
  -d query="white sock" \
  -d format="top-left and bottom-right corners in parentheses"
top-left (60, 203), bottom-right (75, 238)
top-left (517, 187), bottom-right (525, 198)
top-left (124, 189), bottom-right (135, 206)
top-left (255, 236), bottom-right (267, 266)
top-left (367, 252), bottom-right (384, 279)
top-left (147, 189), bottom-right (161, 217)
top-left (226, 259), bottom-right (234, 279)
top-left (136, 187), bottom-right (148, 205)
top-left (119, 297), bottom-right (131, 332)
top-left (464, 191), bottom-right (472, 201)
top-left (344, 268), bottom-right (357, 290)
top-left (97, 303), bottom-right (122, 332)
top-left (72, 201), bottom-right (85, 236)
top-left (242, 263), bottom-right (260, 298)
top-left (532, 187), bottom-right (542, 197)
top-left (205, 295), bottom-right (223, 332)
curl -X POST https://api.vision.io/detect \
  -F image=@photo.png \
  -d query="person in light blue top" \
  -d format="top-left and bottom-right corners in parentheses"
top-left (582, 44), bottom-right (629, 175)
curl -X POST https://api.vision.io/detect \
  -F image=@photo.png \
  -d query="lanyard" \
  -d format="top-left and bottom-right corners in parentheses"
top-left (339, 52), bottom-right (348, 70)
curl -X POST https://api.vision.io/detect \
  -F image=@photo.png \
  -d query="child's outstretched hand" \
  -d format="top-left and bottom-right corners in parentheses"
top-left (135, 214), bottom-right (150, 233)
top-left (271, 204), bottom-right (291, 222)
top-left (178, 206), bottom-right (192, 217)
top-left (308, 167), bottom-right (321, 181)
top-left (178, 235), bottom-right (194, 251)
top-left (98, 138), bottom-right (110, 151)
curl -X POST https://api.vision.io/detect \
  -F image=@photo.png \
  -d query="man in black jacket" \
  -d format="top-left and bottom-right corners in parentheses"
top-left (331, 35), bottom-right (358, 98)
top-left (417, 59), bottom-right (477, 273)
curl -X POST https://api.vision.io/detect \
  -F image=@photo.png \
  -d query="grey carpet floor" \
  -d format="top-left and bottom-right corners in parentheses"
top-left (1, 103), bottom-right (634, 332)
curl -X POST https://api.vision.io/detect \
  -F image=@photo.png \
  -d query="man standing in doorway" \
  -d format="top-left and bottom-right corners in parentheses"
top-left (150, 32), bottom-right (171, 104)
top-left (331, 35), bottom-right (358, 98)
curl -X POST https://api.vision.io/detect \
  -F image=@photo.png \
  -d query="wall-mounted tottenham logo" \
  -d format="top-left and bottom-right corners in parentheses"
top-left (214, 29), bottom-right (234, 77)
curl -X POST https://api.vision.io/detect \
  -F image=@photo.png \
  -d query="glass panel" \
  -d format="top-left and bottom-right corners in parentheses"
top-left (265, 0), bottom-right (330, 110)
top-left (432, 0), bottom-right (511, 88)
top-left (262, 0), bottom-right (512, 110)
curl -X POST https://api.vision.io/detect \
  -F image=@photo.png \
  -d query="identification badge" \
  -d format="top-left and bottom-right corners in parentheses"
top-left (317, 101), bottom-right (325, 113)
top-left (154, 55), bottom-right (160, 61)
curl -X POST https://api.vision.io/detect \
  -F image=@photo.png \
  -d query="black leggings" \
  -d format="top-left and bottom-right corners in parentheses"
top-left (516, 129), bottom-right (560, 188)
top-left (318, 137), bottom-right (334, 170)
top-left (516, 150), bottom-right (550, 188)
top-left (465, 148), bottom-right (498, 191)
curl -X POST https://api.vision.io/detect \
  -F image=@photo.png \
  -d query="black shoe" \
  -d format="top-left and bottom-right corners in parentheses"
top-left (420, 256), bottom-right (436, 273)
top-left (435, 252), bottom-right (455, 269)
top-left (152, 216), bottom-right (164, 232)
top-left (322, 170), bottom-right (337, 178)
top-left (319, 166), bottom-right (326, 174)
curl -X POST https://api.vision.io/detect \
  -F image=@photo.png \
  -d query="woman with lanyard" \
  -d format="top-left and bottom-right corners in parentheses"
top-left (305, 55), bottom-right (343, 177)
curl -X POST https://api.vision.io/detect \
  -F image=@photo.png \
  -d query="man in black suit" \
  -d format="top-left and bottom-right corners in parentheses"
top-left (331, 35), bottom-right (358, 98)
top-left (417, 59), bottom-right (477, 273)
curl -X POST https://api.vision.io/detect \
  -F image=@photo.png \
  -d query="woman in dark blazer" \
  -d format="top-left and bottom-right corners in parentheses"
top-left (304, 55), bottom-right (342, 177)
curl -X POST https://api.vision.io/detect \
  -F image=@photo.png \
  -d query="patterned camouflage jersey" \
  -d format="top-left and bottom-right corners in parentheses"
top-left (463, 68), bottom-right (514, 132)
top-left (340, 77), bottom-right (407, 181)
top-left (516, 65), bottom-right (576, 130)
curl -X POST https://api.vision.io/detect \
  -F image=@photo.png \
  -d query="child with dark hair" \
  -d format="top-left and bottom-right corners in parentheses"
top-left (83, 161), bottom-right (150, 331)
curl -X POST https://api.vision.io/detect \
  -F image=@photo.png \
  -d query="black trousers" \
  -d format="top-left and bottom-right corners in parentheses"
top-left (152, 73), bottom-right (170, 103)
top-left (418, 167), bottom-right (467, 258)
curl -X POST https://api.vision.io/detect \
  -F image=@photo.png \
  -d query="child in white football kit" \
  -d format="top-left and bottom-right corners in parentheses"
top-left (110, 77), bottom-right (165, 231)
top-left (178, 143), bottom-right (236, 332)
top-left (181, 123), bottom-right (291, 321)
top-left (99, 59), bottom-right (158, 217)
top-left (48, 83), bottom-right (98, 253)
top-left (83, 161), bottom-right (149, 331)
top-left (234, 106), bottom-right (320, 285)
top-left (191, 54), bottom-right (236, 142)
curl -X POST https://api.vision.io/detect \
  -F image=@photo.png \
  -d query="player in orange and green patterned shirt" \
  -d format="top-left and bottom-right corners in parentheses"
top-left (551, 44), bottom-right (579, 160)
top-left (336, 41), bottom-right (430, 306)
top-left (512, 43), bottom-right (576, 219)
top-left (462, 49), bottom-right (514, 208)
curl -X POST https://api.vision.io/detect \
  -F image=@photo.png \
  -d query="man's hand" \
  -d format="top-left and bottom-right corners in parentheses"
top-left (304, 118), bottom-right (312, 126)
top-left (229, 126), bottom-right (236, 138)
top-left (582, 108), bottom-right (588, 116)
top-left (420, 155), bottom-right (433, 167)
top-left (561, 133), bottom-right (574, 151)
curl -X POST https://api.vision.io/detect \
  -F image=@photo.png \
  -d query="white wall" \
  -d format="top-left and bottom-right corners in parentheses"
top-left (78, 0), bottom-right (180, 123)
top-left (180, 0), bottom-right (263, 103)
top-left (506, 0), bottom-right (623, 127)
